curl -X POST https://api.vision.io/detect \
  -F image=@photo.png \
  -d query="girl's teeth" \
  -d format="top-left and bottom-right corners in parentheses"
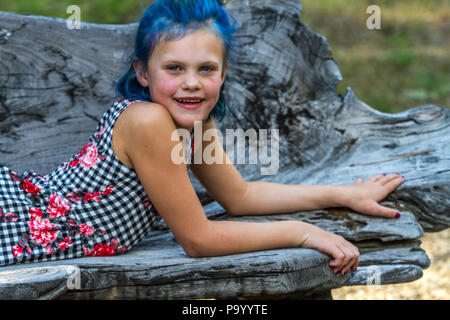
top-left (177, 99), bottom-right (202, 103)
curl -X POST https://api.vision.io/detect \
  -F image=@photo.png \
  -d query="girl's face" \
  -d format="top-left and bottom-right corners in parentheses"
top-left (135, 28), bottom-right (228, 131)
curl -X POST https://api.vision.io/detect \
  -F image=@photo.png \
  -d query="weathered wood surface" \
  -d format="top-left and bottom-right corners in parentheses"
top-left (0, 0), bottom-right (448, 299)
top-left (0, 230), bottom-right (429, 300)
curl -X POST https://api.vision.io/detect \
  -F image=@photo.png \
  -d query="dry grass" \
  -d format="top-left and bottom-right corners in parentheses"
top-left (332, 228), bottom-right (450, 300)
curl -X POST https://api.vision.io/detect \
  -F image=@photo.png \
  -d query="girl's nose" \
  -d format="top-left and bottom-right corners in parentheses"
top-left (181, 73), bottom-right (201, 91)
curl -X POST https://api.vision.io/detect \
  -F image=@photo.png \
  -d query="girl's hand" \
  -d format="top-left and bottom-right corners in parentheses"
top-left (342, 173), bottom-right (405, 218)
top-left (300, 223), bottom-right (359, 275)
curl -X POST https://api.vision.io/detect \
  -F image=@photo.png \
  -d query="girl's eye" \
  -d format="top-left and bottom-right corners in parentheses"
top-left (200, 66), bottom-right (215, 72)
top-left (167, 65), bottom-right (182, 71)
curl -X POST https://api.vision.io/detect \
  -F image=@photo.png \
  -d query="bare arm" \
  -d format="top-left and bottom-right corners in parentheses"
top-left (121, 107), bottom-right (358, 275)
top-left (232, 175), bottom-right (405, 218)
top-left (188, 119), bottom-right (404, 219)
top-left (120, 103), bottom-right (312, 256)
top-left (186, 119), bottom-right (360, 274)
top-left (232, 182), bottom-right (345, 216)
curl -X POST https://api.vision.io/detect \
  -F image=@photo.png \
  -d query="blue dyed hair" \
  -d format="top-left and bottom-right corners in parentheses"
top-left (115, 0), bottom-right (237, 122)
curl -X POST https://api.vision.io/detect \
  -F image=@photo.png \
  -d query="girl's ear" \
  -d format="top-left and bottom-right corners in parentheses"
top-left (133, 61), bottom-right (149, 88)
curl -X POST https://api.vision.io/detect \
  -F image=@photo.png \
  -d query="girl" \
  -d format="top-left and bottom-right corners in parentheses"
top-left (0, 0), bottom-right (404, 277)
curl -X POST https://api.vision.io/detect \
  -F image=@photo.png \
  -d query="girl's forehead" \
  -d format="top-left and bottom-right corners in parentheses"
top-left (152, 29), bottom-right (225, 62)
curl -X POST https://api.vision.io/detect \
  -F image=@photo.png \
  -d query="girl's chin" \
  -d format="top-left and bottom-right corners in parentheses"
top-left (174, 116), bottom-right (207, 131)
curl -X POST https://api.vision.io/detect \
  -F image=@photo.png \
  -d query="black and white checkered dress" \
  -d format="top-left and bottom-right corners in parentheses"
top-left (0, 99), bottom-right (165, 266)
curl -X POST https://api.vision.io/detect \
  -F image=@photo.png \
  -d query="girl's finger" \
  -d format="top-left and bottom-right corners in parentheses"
top-left (330, 242), bottom-right (351, 273)
top-left (367, 174), bottom-right (384, 183)
top-left (338, 245), bottom-right (357, 276)
top-left (372, 203), bottom-right (401, 218)
top-left (377, 173), bottom-right (401, 185)
top-left (329, 250), bottom-right (345, 269)
top-left (353, 254), bottom-right (360, 272)
top-left (355, 178), bottom-right (364, 184)
top-left (384, 175), bottom-right (406, 190)
top-left (347, 245), bottom-right (360, 274)
top-left (328, 242), bottom-right (347, 271)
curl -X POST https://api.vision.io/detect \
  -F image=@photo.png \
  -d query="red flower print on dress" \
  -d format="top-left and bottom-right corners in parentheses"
top-left (68, 157), bottom-right (80, 168)
top-left (83, 185), bottom-right (114, 202)
top-left (21, 180), bottom-right (40, 195)
top-left (0, 208), bottom-right (19, 223)
top-left (110, 238), bottom-right (119, 248)
top-left (110, 238), bottom-right (127, 254)
top-left (83, 192), bottom-right (101, 202)
top-left (4, 213), bottom-right (19, 222)
top-left (83, 246), bottom-right (92, 256)
top-left (47, 194), bottom-right (72, 218)
top-left (57, 237), bottom-right (72, 250)
top-left (117, 247), bottom-right (127, 254)
top-left (102, 185), bottom-right (115, 195)
top-left (12, 245), bottom-right (23, 258)
top-left (78, 224), bottom-right (95, 237)
top-left (89, 243), bottom-right (116, 256)
top-left (95, 126), bottom-right (108, 138)
top-left (28, 218), bottom-right (60, 247)
top-left (67, 218), bottom-right (78, 227)
top-left (44, 245), bottom-right (54, 255)
top-left (78, 142), bottom-right (92, 156)
top-left (83, 238), bottom-right (127, 257)
top-left (142, 196), bottom-right (152, 207)
top-left (80, 143), bottom-right (99, 169)
top-left (9, 171), bottom-right (22, 182)
top-left (29, 208), bottom-right (43, 220)
top-left (66, 190), bottom-right (83, 203)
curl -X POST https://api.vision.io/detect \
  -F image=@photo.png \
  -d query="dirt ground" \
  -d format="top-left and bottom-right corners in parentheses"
top-left (332, 228), bottom-right (450, 300)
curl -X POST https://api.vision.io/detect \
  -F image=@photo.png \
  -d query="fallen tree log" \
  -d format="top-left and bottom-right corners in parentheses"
top-left (0, 0), bottom-right (448, 299)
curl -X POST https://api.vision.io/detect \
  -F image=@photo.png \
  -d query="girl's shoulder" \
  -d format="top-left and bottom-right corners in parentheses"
top-left (112, 100), bottom-right (177, 170)
top-left (114, 100), bottom-right (176, 145)
top-left (118, 100), bottom-right (172, 125)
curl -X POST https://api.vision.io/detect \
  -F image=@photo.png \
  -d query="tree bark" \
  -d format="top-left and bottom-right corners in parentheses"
top-left (0, 0), bottom-right (448, 299)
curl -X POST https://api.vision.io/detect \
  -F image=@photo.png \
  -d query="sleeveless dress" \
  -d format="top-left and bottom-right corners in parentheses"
top-left (0, 98), bottom-right (185, 266)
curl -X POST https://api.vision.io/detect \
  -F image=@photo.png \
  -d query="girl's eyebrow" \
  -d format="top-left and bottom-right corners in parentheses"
top-left (162, 59), bottom-right (220, 67)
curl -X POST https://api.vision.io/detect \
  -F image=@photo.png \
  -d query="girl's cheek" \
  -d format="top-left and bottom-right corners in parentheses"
top-left (153, 77), bottom-right (179, 97)
top-left (205, 77), bottom-right (223, 96)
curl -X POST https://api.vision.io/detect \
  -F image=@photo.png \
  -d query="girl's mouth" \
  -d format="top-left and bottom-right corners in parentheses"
top-left (173, 97), bottom-right (205, 110)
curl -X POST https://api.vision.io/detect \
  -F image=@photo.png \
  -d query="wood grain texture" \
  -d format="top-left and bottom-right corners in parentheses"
top-left (0, 230), bottom-right (429, 299)
top-left (0, 0), bottom-right (447, 299)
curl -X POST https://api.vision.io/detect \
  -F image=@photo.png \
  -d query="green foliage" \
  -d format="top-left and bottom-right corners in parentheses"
top-left (383, 49), bottom-right (415, 70)
top-left (0, 0), bottom-right (153, 24)
top-left (300, 0), bottom-right (449, 113)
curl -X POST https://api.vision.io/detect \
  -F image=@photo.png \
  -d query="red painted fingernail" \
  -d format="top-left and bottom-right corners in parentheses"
top-left (395, 212), bottom-right (401, 218)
